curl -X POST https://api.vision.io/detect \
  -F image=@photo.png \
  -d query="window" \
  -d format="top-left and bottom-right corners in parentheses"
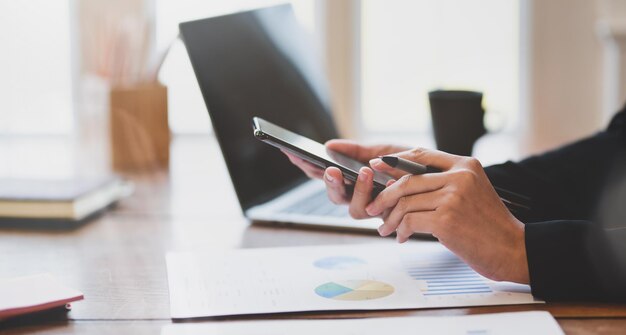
top-left (0, 0), bottom-right (73, 135)
top-left (360, 0), bottom-right (519, 135)
top-left (156, 0), bottom-right (318, 134)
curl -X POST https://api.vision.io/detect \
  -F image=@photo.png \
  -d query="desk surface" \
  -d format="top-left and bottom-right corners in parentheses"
top-left (1, 135), bottom-right (626, 334)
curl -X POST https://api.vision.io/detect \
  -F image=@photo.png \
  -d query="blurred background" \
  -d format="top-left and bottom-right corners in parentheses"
top-left (2, 0), bottom-right (626, 178)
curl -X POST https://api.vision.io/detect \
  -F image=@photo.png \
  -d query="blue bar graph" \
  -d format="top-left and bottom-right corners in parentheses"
top-left (403, 255), bottom-right (492, 296)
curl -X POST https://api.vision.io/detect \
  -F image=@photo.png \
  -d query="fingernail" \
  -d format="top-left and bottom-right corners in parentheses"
top-left (325, 173), bottom-right (334, 183)
top-left (369, 158), bottom-right (383, 168)
top-left (377, 225), bottom-right (386, 236)
top-left (380, 227), bottom-right (393, 237)
top-left (358, 168), bottom-right (370, 181)
top-left (365, 204), bottom-right (377, 216)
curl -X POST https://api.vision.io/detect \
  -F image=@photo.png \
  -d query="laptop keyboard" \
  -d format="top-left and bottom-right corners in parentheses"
top-left (281, 189), bottom-right (350, 217)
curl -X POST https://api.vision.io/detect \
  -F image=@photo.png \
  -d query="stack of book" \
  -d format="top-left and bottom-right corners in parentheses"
top-left (0, 176), bottom-right (131, 226)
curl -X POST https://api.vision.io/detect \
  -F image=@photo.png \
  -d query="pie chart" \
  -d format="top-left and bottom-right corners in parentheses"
top-left (314, 280), bottom-right (394, 301)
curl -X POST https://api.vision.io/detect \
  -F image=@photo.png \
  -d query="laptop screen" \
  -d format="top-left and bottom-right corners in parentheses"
top-left (180, 5), bottom-right (338, 211)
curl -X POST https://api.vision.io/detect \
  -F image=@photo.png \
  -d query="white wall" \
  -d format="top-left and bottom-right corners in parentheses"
top-left (523, 0), bottom-right (613, 154)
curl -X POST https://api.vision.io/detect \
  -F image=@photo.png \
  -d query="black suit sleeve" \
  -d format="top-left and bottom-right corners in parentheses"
top-left (524, 220), bottom-right (626, 301)
top-left (484, 110), bottom-right (626, 301)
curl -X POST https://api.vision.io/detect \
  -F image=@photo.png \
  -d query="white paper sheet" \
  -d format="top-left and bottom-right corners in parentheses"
top-left (166, 242), bottom-right (541, 318)
top-left (161, 311), bottom-right (564, 335)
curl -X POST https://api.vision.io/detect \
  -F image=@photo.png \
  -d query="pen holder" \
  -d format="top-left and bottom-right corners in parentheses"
top-left (109, 83), bottom-right (170, 172)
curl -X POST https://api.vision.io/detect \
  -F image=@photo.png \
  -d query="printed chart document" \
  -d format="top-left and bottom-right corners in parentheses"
top-left (162, 311), bottom-right (563, 335)
top-left (166, 242), bottom-right (542, 318)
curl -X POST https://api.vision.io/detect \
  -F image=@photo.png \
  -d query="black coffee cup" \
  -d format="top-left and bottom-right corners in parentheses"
top-left (428, 90), bottom-right (487, 156)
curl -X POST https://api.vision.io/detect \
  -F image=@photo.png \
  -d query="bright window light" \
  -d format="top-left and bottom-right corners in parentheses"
top-left (0, 0), bottom-right (73, 135)
top-left (360, 0), bottom-right (519, 134)
top-left (156, 0), bottom-right (318, 134)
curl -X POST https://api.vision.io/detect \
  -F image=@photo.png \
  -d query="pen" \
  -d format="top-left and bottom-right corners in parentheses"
top-left (380, 156), bottom-right (441, 175)
top-left (379, 155), bottom-right (531, 214)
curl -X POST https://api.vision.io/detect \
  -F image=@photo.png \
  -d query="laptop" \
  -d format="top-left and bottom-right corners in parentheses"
top-left (179, 4), bottom-right (381, 231)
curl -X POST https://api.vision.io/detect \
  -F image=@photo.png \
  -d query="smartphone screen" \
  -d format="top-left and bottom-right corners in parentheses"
top-left (252, 117), bottom-right (393, 193)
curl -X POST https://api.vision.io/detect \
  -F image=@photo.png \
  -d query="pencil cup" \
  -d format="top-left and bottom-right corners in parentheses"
top-left (109, 83), bottom-right (170, 172)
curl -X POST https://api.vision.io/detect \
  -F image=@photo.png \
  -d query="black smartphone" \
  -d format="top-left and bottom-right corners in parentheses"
top-left (252, 117), bottom-right (393, 196)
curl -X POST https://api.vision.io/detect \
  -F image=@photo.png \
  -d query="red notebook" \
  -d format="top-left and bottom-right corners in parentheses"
top-left (0, 273), bottom-right (84, 320)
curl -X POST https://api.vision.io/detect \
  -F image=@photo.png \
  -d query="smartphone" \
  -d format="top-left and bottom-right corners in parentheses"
top-left (252, 117), bottom-right (393, 196)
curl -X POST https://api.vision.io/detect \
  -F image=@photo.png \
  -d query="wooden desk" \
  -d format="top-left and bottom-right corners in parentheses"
top-left (1, 135), bottom-right (625, 334)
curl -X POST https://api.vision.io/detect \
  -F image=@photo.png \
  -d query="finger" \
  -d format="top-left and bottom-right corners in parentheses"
top-left (324, 167), bottom-right (348, 204)
top-left (348, 167), bottom-right (374, 219)
top-left (380, 208), bottom-right (392, 221)
top-left (394, 147), bottom-right (462, 171)
top-left (283, 151), bottom-right (324, 179)
top-left (326, 140), bottom-right (404, 163)
top-left (396, 222), bottom-right (413, 243)
top-left (283, 151), bottom-right (319, 171)
top-left (369, 158), bottom-right (407, 179)
top-left (393, 212), bottom-right (437, 242)
top-left (366, 173), bottom-right (448, 216)
top-left (377, 190), bottom-right (444, 236)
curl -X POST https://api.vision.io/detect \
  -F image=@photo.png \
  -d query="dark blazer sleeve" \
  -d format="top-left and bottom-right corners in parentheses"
top-left (525, 220), bottom-right (626, 301)
top-left (484, 110), bottom-right (626, 301)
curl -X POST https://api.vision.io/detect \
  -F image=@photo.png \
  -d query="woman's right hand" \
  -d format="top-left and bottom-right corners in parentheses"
top-left (283, 139), bottom-right (410, 219)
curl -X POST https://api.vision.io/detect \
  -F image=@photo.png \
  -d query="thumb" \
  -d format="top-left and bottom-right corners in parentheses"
top-left (325, 139), bottom-right (403, 163)
top-left (368, 158), bottom-right (407, 179)
top-left (392, 147), bottom-right (461, 171)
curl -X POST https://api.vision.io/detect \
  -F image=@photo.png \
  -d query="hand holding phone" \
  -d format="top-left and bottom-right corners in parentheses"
top-left (252, 117), bottom-right (393, 196)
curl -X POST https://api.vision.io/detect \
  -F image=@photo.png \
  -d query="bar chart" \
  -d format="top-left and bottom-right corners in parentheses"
top-left (403, 253), bottom-right (492, 296)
